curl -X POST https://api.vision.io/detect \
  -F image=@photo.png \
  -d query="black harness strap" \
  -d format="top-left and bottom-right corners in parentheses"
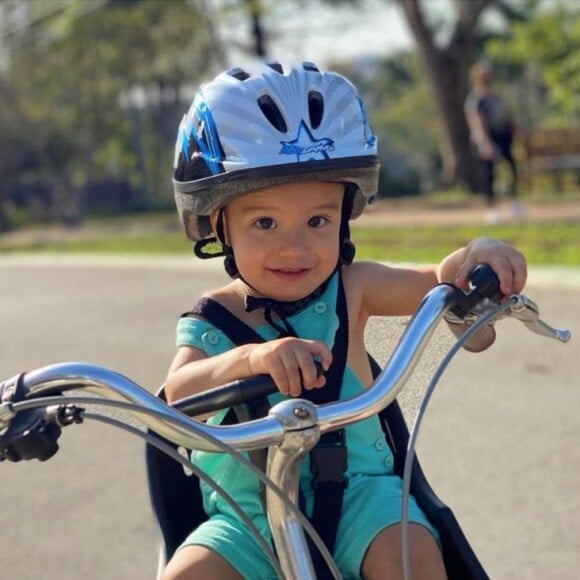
top-left (187, 297), bottom-right (265, 344)
top-left (184, 276), bottom-right (350, 576)
top-left (185, 297), bottom-right (273, 429)
top-left (299, 275), bottom-right (348, 579)
top-left (185, 298), bottom-right (271, 469)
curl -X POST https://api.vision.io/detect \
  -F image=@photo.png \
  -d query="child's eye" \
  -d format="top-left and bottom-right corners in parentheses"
top-left (308, 216), bottom-right (328, 228)
top-left (255, 217), bottom-right (276, 229)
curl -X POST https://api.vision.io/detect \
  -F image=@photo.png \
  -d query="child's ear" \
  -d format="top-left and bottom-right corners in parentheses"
top-left (210, 208), bottom-right (229, 246)
top-left (209, 210), bottom-right (219, 234)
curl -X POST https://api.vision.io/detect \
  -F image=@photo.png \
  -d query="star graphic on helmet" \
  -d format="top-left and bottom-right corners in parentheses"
top-left (279, 120), bottom-right (335, 161)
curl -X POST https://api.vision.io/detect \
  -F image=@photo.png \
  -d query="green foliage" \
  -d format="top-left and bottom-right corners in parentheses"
top-left (486, 1), bottom-right (580, 122)
top-left (352, 221), bottom-right (580, 266)
top-left (2, 0), bottom-right (579, 233)
top-left (2, 0), bottom-right (214, 226)
top-left (337, 52), bottom-right (440, 197)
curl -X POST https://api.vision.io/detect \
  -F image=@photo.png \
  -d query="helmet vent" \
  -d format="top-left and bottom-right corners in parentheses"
top-left (308, 91), bottom-right (324, 129)
top-left (257, 95), bottom-right (288, 133)
top-left (266, 61), bottom-right (284, 74)
top-left (227, 67), bottom-right (250, 81)
top-left (302, 61), bottom-right (320, 72)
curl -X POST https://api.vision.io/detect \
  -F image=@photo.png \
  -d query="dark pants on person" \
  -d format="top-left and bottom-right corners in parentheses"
top-left (477, 137), bottom-right (518, 205)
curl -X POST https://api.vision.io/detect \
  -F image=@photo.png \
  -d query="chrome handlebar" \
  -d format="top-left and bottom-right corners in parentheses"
top-left (1, 282), bottom-right (571, 455)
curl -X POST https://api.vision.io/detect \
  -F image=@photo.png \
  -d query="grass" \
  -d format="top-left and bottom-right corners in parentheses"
top-left (352, 222), bottom-right (580, 265)
top-left (0, 232), bottom-right (191, 255)
top-left (0, 219), bottom-right (578, 266)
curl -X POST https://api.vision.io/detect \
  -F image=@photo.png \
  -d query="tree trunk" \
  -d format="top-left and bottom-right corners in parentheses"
top-left (395, 0), bottom-right (494, 188)
top-left (419, 46), bottom-right (480, 187)
top-left (248, 0), bottom-right (268, 58)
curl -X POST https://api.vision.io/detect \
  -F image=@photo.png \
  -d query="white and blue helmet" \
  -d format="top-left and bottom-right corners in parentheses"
top-left (173, 61), bottom-right (379, 240)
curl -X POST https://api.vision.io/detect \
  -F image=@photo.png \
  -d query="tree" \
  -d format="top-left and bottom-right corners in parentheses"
top-left (486, 1), bottom-right (580, 124)
top-left (2, 0), bottom-right (216, 225)
top-left (391, 0), bottom-right (495, 187)
top-left (203, 0), bottom-right (271, 61)
top-left (311, 0), bottom-right (502, 188)
top-left (335, 52), bottom-right (441, 196)
top-left (0, 79), bottom-right (25, 230)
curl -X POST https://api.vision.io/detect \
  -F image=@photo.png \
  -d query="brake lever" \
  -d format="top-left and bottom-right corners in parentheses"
top-left (0, 373), bottom-right (65, 462)
top-left (507, 295), bottom-right (571, 342)
top-left (443, 263), bottom-right (571, 344)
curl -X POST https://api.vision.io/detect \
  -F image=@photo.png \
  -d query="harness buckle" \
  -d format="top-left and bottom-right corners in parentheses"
top-left (310, 430), bottom-right (348, 490)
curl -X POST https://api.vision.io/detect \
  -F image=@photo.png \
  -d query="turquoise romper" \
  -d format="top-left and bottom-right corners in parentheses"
top-left (175, 273), bottom-right (438, 579)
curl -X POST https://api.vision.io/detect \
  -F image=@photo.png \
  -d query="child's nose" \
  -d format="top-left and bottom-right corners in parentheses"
top-left (278, 227), bottom-right (307, 255)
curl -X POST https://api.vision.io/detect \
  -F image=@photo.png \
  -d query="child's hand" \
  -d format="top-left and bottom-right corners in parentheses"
top-left (454, 237), bottom-right (527, 296)
top-left (247, 337), bottom-right (332, 397)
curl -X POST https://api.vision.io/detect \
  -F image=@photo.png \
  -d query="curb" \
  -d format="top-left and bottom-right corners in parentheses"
top-left (526, 266), bottom-right (580, 289)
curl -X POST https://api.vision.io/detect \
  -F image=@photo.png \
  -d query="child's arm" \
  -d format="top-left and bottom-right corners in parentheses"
top-left (165, 337), bottom-right (333, 403)
top-left (352, 237), bottom-right (526, 352)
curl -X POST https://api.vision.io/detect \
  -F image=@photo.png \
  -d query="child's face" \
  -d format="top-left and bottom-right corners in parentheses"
top-left (218, 181), bottom-right (344, 301)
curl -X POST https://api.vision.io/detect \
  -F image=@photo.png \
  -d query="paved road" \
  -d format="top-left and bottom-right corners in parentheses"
top-left (0, 258), bottom-right (577, 580)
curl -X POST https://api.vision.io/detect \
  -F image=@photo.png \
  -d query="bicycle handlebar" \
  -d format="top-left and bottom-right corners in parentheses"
top-left (0, 264), bottom-right (570, 459)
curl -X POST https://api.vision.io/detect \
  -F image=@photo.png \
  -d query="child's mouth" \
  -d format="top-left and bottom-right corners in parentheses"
top-left (268, 267), bottom-right (310, 279)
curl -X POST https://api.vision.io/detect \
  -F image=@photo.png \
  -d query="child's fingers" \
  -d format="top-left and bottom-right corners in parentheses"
top-left (456, 248), bottom-right (527, 297)
top-left (284, 356), bottom-right (304, 397)
top-left (488, 253), bottom-right (527, 295)
top-left (304, 340), bottom-right (333, 372)
top-left (454, 260), bottom-right (475, 289)
top-left (510, 252), bottom-right (528, 294)
top-left (271, 349), bottom-right (313, 397)
top-left (266, 357), bottom-right (292, 396)
top-left (302, 340), bottom-right (332, 391)
top-left (255, 338), bottom-right (332, 396)
top-left (295, 351), bottom-right (325, 390)
top-left (287, 342), bottom-right (331, 394)
top-left (491, 256), bottom-right (517, 295)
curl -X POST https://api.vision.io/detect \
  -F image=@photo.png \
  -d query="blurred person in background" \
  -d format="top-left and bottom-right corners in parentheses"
top-left (465, 61), bottom-right (525, 224)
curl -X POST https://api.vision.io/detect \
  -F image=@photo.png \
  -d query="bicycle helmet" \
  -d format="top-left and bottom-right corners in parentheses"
top-left (173, 61), bottom-right (379, 241)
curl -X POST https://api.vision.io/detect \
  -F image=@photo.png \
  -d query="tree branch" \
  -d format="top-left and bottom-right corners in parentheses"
top-left (449, 0), bottom-right (495, 52)
top-left (393, 0), bottom-right (435, 53)
top-left (455, 0), bottom-right (496, 36)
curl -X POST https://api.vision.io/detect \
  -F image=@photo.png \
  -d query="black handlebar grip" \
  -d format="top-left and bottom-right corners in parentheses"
top-left (451, 263), bottom-right (501, 317)
top-left (469, 264), bottom-right (501, 300)
top-left (173, 360), bottom-right (324, 417)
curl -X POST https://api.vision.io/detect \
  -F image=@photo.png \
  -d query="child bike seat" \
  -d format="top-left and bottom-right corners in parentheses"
top-left (145, 357), bottom-right (489, 580)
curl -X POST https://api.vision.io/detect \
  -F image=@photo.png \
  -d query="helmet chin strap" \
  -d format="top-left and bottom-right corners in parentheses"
top-left (212, 209), bottom-right (241, 279)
